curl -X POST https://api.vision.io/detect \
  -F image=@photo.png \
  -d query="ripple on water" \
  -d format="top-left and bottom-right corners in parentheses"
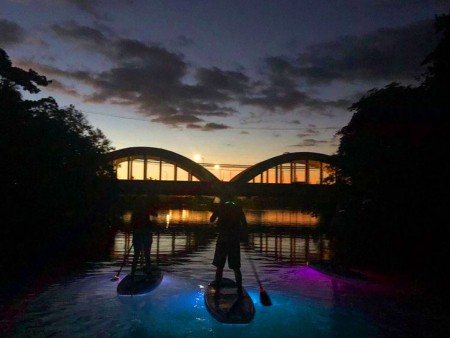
top-left (10, 230), bottom-right (382, 337)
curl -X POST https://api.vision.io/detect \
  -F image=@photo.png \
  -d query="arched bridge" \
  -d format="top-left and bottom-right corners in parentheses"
top-left (106, 147), bottom-right (335, 197)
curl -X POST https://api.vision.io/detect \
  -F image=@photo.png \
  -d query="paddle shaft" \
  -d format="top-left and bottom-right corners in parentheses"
top-left (114, 244), bottom-right (134, 278)
top-left (246, 253), bottom-right (263, 288)
top-left (244, 250), bottom-right (272, 306)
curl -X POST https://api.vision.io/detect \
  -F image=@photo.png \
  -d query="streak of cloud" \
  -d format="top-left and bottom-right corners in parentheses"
top-left (0, 19), bottom-right (25, 46)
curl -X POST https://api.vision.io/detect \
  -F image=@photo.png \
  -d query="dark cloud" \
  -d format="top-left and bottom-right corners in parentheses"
top-left (60, 0), bottom-right (133, 21)
top-left (196, 67), bottom-right (250, 95)
top-left (243, 56), bottom-right (304, 112)
top-left (31, 18), bottom-right (439, 128)
top-left (46, 22), bottom-right (246, 127)
top-left (240, 57), bottom-right (313, 111)
top-left (290, 139), bottom-right (330, 147)
top-left (264, 56), bottom-right (302, 90)
top-left (240, 112), bottom-right (263, 125)
top-left (240, 55), bottom-right (352, 114)
top-left (187, 122), bottom-right (231, 131)
top-left (297, 128), bottom-right (320, 138)
top-left (281, 19), bottom-right (440, 85)
top-left (202, 122), bottom-right (230, 131)
top-left (47, 79), bottom-right (81, 97)
top-left (61, 0), bottom-right (106, 20)
top-left (296, 19), bottom-right (438, 84)
top-left (52, 21), bottom-right (349, 120)
top-left (176, 102), bottom-right (236, 117)
top-left (51, 21), bottom-right (109, 48)
top-left (151, 114), bottom-right (203, 126)
top-left (242, 83), bottom-right (348, 114)
top-left (0, 19), bottom-right (25, 46)
top-left (14, 59), bottom-right (96, 87)
top-left (240, 19), bottom-right (438, 114)
top-left (186, 123), bottom-right (202, 130)
top-left (242, 89), bottom-right (309, 112)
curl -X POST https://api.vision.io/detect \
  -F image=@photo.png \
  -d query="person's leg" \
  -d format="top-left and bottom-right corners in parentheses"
top-left (212, 240), bottom-right (227, 298)
top-left (132, 233), bottom-right (144, 275)
top-left (131, 250), bottom-right (140, 278)
top-left (213, 239), bottom-right (227, 286)
top-left (148, 235), bottom-right (153, 265)
top-left (213, 267), bottom-right (223, 299)
top-left (143, 235), bottom-right (152, 273)
top-left (228, 240), bottom-right (243, 297)
top-left (142, 248), bottom-right (151, 273)
top-left (233, 268), bottom-right (243, 298)
top-left (215, 267), bottom-right (223, 285)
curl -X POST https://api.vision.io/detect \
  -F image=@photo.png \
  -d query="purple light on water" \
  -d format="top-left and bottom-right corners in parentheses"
top-left (294, 266), bottom-right (331, 279)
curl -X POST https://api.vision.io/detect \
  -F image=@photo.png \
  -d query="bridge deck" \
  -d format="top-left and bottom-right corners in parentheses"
top-left (114, 180), bottom-right (334, 197)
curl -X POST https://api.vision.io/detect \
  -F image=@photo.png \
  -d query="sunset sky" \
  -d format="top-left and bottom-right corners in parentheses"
top-left (1, 0), bottom-right (449, 165)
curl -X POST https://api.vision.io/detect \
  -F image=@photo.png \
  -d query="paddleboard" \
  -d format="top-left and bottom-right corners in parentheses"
top-left (205, 277), bottom-right (255, 324)
top-left (117, 266), bottom-right (163, 295)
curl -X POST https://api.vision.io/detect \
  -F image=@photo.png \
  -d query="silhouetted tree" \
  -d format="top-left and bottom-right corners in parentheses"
top-left (0, 48), bottom-right (116, 279)
top-left (331, 13), bottom-right (450, 287)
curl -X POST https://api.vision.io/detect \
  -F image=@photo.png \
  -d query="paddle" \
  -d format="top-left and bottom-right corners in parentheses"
top-left (111, 244), bottom-right (134, 281)
top-left (245, 252), bottom-right (272, 306)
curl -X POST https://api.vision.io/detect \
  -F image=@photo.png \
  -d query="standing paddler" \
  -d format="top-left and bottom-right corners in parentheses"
top-left (130, 197), bottom-right (158, 279)
top-left (210, 193), bottom-right (248, 299)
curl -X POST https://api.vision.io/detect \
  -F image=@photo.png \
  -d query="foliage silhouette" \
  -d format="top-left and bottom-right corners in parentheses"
top-left (329, 13), bottom-right (450, 291)
top-left (0, 48), bottom-right (117, 289)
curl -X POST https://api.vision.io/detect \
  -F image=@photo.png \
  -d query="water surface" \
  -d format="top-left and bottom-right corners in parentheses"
top-left (5, 209), bottom-right (427, 337)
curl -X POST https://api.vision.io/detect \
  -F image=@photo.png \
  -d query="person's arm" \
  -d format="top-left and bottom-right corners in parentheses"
top-left (149, 207), bottom-right (158, 218)
top-left (239, 207), bottom-right (247, 227)
top-left (239, 207), bottom-right (249, 243)
top-left (210, 210), bottom-right (218, 223)
top-left (146, 208), bottom-right (157, 230)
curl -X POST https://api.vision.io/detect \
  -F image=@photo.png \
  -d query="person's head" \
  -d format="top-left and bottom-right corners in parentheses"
top-left (132, 194), bottom-right (158, 211)
top-left (218, 186), bottom-right (236, 204)
top-left (220, 193), bottom-right (234, 204)
top-left (131, 195), bottom-right (147, 211)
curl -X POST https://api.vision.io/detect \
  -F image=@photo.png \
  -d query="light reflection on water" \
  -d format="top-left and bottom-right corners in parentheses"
top-left (9, 211), bottom-right (390, 337)
top-left (111, 230), bottom-right (332, 284)
top-left (123, 209), bottom-right (319, 227)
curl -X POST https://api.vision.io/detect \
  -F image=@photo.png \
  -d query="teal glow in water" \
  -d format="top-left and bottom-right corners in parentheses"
top-left (12, 272), bottom-right (377, 337)
top-left (10, 231), bottom-right (382, 337)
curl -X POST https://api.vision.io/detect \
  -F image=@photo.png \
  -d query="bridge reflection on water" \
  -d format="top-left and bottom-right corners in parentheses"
top-left (114, 209), bottom-right (331, 266)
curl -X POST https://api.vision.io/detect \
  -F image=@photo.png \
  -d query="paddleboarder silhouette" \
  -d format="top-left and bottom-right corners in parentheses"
top-left (210, 193), bottom-right (248, 300)
top-left (130, 197), bottom-right (157, 279)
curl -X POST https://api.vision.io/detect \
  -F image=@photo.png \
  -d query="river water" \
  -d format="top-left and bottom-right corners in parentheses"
top-left (3, 209), bottom-right (438, 337)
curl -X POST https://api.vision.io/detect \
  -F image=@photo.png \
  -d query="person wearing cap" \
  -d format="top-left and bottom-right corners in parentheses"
top-left (210, 195), bottom-right (248, 298)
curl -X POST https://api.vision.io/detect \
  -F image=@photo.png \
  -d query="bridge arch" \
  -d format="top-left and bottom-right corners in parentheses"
top-left (231, 152), bottom-right (333, 184)
top-left (106, 147), bottom-right (219, 182)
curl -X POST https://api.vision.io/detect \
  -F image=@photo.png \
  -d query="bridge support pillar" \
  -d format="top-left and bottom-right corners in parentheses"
top-left (320, 162), bottom-right (323, 184)
top-left (305, 160), bottom-right (310, 184)
top-left (127, 156), bottom-right (132, 180)
top-left (144, 155), bottom-right (147, 180)
top-left (291, 162), bottom-right (294, 183)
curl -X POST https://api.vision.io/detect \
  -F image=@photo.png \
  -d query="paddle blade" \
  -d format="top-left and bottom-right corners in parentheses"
top-left (260, 289), bottom-right (272, 306)
top-left (111, 275), bottom-right (120, 281)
